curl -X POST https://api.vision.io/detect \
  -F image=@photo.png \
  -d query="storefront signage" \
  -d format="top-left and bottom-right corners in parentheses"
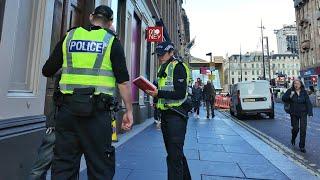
top-left (146, 26), bottom-right (163, 42)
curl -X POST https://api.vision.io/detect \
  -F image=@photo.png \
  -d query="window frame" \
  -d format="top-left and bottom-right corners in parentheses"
top-left (0, 0), bottom-right (5, 42)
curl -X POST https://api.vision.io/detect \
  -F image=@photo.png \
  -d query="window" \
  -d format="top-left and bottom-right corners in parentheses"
top-left (245, 78), bottom-right (247, 81)
top-left (245, 72), bottom-right (247, 75)
top-left (238, 78), bottom-right (241, 82)
top-left (232, 78), bottom-right (234, 84)
top-left (256, 64), bottom-right (259, 68)
top-left (282, 64), bottom-right (285, 68)
top-left (238, 71), bottom-right (240, 75)
top-left (231, 71), bottom-right (234, 75)
top-left (252, 70), bottom-right (254, 75)
top-left (252, 64), bottom-right (254, 68)
top-left (257, 70), bottom-right (259, 75)
top-left (8, 1), bottom-right (37, 92)
top-left (0, 0), bottom-right (5, 41)
top-left (244, 63), bottom-right (247, 68)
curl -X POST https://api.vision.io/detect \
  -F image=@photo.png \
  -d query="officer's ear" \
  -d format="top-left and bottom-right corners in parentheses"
top-left (89, 14), bottom-right (94, 23)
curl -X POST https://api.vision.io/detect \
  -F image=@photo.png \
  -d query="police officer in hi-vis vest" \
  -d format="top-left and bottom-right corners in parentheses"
top-left (146, 41), bottom-right (191, 180)
top-left (42, 5), bottom-right (133, 179)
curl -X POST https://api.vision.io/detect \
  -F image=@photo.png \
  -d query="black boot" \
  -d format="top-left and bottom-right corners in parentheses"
top-left (291, 138), bottom-right (295, 146)
top-left (300, 148), bottom-right (306, 153)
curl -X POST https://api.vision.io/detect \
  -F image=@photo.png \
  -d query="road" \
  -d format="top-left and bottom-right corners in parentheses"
top-left (222, 103), bottom-right (320, 173)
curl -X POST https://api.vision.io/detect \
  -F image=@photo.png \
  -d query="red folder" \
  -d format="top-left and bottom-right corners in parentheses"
top-left (133, 76), bottom-right (157, 92)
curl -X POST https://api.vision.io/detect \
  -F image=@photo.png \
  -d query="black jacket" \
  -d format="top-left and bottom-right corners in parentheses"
top-left (203, 84), bottom-right (216, 101)
top-left (282, 88), bottom-right (313, 116)
top-left (192, 87), bottom-right (202, 102)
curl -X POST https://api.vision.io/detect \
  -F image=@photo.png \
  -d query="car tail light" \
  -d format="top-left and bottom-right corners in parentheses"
top-left (237, 90), bottom-right (241, 103)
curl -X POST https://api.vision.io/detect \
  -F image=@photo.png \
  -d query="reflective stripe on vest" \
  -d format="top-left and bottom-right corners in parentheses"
top-left (157, 61), bottom-right (190, 110)
top-left (60, 27), bottom-right (116, 95)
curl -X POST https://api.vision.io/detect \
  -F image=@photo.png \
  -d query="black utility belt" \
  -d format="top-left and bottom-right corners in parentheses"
top-left (59, 88), bottom-right (118, 117)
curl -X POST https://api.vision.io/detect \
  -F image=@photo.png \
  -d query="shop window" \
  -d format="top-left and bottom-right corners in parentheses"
top-left (0, 0), bottom-right (5, 41)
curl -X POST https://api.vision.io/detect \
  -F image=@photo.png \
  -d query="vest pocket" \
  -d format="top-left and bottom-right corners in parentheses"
top-left (69, 88), bottom-right (95, 117)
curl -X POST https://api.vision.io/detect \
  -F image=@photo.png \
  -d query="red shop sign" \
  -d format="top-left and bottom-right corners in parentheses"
top-left (146, 26), bottom-right (163, 42)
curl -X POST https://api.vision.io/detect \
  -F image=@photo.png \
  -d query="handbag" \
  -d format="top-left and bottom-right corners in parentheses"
top-left (284, 103), bottom-right (290, 114)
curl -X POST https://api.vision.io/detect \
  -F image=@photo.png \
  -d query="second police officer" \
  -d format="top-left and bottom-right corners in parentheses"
top-left (147, 41), bottom-right (192, 180)
top-left (42, 5), bottom-right (133, 180)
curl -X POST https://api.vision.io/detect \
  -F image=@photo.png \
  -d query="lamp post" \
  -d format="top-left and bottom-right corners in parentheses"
top-left (264, 36), bottom-right (271, 80)
top-left (258, 20), bottom-right (266, 80)
top-left (206, 52), bottom-right (213, 83)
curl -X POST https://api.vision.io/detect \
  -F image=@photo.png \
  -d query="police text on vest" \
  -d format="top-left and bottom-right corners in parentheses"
top-left (68, 40), bottom-right (106, 53)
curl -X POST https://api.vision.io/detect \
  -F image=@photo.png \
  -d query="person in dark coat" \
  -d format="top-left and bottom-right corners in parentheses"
top-left (203, 81), bottom-right (216, 119)
top-left (192, 82), bottom-right (202, 118)
top-left (282, 79), bottom-right (313, 153)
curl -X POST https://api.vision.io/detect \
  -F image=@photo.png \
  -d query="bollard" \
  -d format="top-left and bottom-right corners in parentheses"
top-left (112, 114), bottom-right (118, 142)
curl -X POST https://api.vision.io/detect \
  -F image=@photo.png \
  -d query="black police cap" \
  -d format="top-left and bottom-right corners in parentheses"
top-left (93, 5), bottom-right (113, 20)
top-left (154, 41), bottom-right (175, 56)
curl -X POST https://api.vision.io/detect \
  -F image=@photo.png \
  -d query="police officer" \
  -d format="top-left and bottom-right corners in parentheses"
top-left (42, 5), bottom-right (133, 179)
top-left (146, 41), bottom-right (191, 180)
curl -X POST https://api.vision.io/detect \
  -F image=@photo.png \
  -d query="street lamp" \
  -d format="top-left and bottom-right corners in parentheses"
top-left (206, 52), bottom-right (213, 82)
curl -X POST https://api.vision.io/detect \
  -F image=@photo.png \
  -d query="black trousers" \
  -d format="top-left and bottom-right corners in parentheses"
top-left (161, 111), bottom-right (191, 180)
top-left (52, 104), bottom-right (114, 180)
top-left (205, 100), bottom-right (215, 118)
top-left (29, 131), bottom-right (55, 180)
top-left (290, 114), bottom-right (307, 148)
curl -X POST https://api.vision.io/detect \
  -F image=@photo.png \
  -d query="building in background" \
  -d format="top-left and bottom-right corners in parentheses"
top-left (293, 0), bottom-right (320, 91)
top-left (223, 52), bottom-right (300, 91)
top-left (274, 25), bottom-right (298, 54)
top-left (0, 0), bottom-right (190, 178)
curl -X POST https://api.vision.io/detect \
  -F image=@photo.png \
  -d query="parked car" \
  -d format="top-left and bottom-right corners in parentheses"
top-left (230, 80), bottom-right (274, 119)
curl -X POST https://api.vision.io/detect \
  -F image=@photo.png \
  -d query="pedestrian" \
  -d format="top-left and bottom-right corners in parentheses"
top-left (203, 81), bottom-right (216, 119)
top-left (29, 74), bottom-right (61, 180)
top-left (146, 41), bottom-right (191, 180)
top-left (42, 5), bottom-right (133, 179)
top-left (282, 79), bottom-right (313, 153)
top-left (192, 82), bottom-right (202, 118)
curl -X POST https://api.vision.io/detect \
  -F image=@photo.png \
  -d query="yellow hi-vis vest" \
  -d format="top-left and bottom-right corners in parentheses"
top-left (60, 27), bottom-right (116, 95)
top-left (157, 60), bottom-right (190, 110)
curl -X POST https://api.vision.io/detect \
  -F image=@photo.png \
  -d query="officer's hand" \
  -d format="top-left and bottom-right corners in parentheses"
top-left (122, 111), bottom-right (133, 131)
top-left (146, 89), bottom-right (158, 97)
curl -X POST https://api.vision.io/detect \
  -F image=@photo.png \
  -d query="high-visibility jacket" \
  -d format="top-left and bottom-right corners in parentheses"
top-left (157, 60), bottom-right (190, 110)
top-left (59, 27), bottom-right (116, 95)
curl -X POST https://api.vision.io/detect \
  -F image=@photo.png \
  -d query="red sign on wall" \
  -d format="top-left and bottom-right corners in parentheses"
top-left (146, 26), bottom-right (163, 42)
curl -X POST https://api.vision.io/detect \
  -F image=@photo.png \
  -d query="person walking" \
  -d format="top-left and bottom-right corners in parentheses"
top-left (42, 5), bottom-right (133, 179)
top-left (146, 41), bottom-right (191, 180)
top-left (192, 82), bottom-right (202, 118)
top-left (203, 81), bottom-right (216, 119)
top-left (282, 79), bottom-right (313, 153)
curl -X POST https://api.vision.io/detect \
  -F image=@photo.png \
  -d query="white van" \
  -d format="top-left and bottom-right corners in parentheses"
top-left (230, 80), bottom-right (274, 119)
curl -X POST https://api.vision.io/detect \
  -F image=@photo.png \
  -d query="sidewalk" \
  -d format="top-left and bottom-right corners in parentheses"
top-left (79, 107), bottom-right (318, 180)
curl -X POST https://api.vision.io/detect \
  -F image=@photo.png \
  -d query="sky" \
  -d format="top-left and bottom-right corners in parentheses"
top-left (183, 0), bottom-right (296, 60)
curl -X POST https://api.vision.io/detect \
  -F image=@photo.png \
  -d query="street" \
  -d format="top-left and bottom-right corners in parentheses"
top-left (221, 103), bottom-right (320, 173)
